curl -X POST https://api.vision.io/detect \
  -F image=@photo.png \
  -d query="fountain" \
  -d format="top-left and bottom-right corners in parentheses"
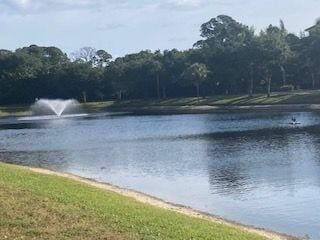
top-left (32, 99), bottom-right (80, 117)
top-left (18, 99), bottom-right (87, 121)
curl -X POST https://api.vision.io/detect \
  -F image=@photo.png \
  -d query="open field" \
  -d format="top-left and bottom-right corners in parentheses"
top-left (0, 163), bottom-right (293, 240)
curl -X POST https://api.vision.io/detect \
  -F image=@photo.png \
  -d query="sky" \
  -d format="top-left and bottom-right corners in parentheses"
top-left (1, 0), bottom-right (320, 57)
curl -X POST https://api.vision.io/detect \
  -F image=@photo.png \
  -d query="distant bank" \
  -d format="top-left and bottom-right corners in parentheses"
top-left (3, 90), bottom-right (320, 116)
top-left (102, 104), bottom-right (320, 115)
top-left (84, 90), bottom-right (320, 115)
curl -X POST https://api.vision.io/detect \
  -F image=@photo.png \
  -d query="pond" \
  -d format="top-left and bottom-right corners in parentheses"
top-left (1, 111), bottom-right (320, 239)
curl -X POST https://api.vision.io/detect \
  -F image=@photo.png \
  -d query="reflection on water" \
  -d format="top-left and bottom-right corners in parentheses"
top-left (1, 112), bottom-right (320, 239)
top-left (18, 113), bottom-right (88, 121)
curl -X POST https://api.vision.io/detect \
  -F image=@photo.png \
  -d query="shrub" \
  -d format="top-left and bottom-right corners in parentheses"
top-left (279, 85), bottom-right (295, 92)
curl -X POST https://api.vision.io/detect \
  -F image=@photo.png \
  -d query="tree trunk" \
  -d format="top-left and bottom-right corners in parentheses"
top-left (249, 64), bottom-right (254, 97)
top-left (82, 91), bottom-right (87, 103)
top-left (311, 72), bottom-right (315, 89)
top-left (117, 90), bottom-right (122, 101)
top-left (196, 83), bottom-right (200, 101)
top-left (307, 62), bottom-right (315, 89)
top-left (267, 76), bottom-right (272, 98)
top-left (280, 65), bottom-right (286, 86)
top-left (249, 77), bottom-right (253, 97)
top-left (156, 75), bottom-right (160, 100)
top-left (162, 86), bottom-right (167, 99)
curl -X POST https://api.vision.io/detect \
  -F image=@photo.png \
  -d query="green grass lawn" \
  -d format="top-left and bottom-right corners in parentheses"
top-left (3, 90), bottom-right (320, 116)
top-left (0, 163), bottom-right (268, 240)
top-left (0, 105), bottom-right (30, 117)
top-left (83, 90), bottom-right (320, 112)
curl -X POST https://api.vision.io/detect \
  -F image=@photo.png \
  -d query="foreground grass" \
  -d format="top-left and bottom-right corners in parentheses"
top-left (0, 163), bottom-right (267, 240)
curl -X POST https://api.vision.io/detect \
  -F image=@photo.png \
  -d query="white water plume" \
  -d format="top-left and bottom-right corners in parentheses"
top-left (31, 99), bottom-right (80, 116)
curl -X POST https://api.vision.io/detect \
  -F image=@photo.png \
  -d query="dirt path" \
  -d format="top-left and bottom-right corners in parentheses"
top-left (22, 166), bottom-right (300, 240)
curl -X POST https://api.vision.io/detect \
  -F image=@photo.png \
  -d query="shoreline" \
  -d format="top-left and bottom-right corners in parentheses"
top-left (107, 104), bottom-right (320, 115)
top-left (2, 103), bottom-right (320, 117)
top-left (18, 165), bottom-right (299, 240)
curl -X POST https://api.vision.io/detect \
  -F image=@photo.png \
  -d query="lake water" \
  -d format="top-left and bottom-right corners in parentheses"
top-left (1, 111), bottom-right (320, 239)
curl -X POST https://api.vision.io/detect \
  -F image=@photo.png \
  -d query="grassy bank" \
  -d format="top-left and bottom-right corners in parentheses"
top-left (84, 90), bottom-right (320, 112)
top-left (0, 105), bottom-right (30, 117)
top-left (3, 90), bottom-right (320, 116)
top-left (0, 163), bottom-right (272, 240)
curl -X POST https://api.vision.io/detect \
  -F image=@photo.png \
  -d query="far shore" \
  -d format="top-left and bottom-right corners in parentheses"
top-left (3, 91), bottom-right (320, 117)
top-left (105, 103), bottom-right (320, 115)
top-left (2, 103), bottom-right (320, 117)
top-left (18, 164), bottom-right (298, 240)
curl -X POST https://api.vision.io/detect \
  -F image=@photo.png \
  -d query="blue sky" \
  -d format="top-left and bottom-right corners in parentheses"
top-left (1, 0), bottom-right (320, 57)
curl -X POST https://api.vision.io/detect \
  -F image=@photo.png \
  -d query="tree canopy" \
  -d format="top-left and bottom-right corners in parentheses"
top-left (1, 15), bottom-right (320, 104)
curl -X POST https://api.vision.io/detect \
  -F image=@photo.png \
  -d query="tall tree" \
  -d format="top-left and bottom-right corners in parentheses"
top-left (299, 24), bottom-right (320, 89)
top-left (181, 63), bottom-right (209, 100)
top-left (194, 15), bottom-right (254, 50)
top-left (95, 50), bottom-right (112, 67)
top-left (146, 59), bottom-right (162, 99)
top-left (71, 47), bottom-right (97, 64)
top-left (257, 22), bottom-right (292, 97)
top-left (194, 15), bottom-right (255, 95)
top-left (161, 49), bottom-right (187, 98)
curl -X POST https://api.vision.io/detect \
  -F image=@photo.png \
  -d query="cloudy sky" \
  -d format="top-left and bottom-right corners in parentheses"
top-left (1, 0), bottom-right (320, 56)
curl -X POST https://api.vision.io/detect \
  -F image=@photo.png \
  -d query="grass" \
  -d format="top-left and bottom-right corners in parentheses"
top-left (0, 163), bottom-right (268, 240)
top-left (3, 90), bottom-right (320, 116)
top-left (0, 105), bottom-right (30, 116)
top-left (83, 90), bottom-right (320, 112)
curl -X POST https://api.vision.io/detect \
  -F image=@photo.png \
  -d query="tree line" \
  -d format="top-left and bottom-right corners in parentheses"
top-left (1, 15), bottom-right (320, 104)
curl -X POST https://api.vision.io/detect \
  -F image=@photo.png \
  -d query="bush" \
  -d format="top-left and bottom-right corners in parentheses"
top-left (279, 85), bottom-right (295, 92)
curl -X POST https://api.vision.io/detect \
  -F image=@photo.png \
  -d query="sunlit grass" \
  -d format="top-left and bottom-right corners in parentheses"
top-left (105, 91), bottom-right (320, 108)
top-left (0, 163), bottom-right (267, 240)
top-left (0, 105), bottom-right (30, 116)
top-left (2, 91), bottom-right (320, 116)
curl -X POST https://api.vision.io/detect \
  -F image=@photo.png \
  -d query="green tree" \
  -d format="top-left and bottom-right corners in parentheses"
top-left (146, 58), bottom-right (162, 99)
top-left (299, 25), bottom-right (320, 89)
top-left (257, 22), bottom-right (292, 97)
top-left (194, 15), bottom-right (254, 50)
top-left (95, 50), bottom-right (112, 67)
top-left (182, 63), bottom-right (209, 100)
top-left (194, 15), bottom-right (255, 95)
top-left (161, 49), bottom-right (187, 98)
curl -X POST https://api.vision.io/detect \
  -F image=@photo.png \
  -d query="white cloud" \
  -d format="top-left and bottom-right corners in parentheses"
top-left (168, 0), bottom-right (205, 7)
top-left (12, 0), bottom-right (30, 7)
top-left (0, 0), bottom-right (102, 14)
top-left (96, 23), bottom-right (126, 31)
top-left (2, 0), bottom-right (319, 57)
top-left (0, 0), bottom-right (210, 15)
top-left (160, 0), bottom-right (210, 10)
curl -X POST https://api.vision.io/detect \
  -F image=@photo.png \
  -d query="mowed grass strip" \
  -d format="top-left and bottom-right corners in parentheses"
top-left (0, 163), bottom-right (267, 240)
top-left (83, 91), bottom-right (320, 112)
top-left (2, 91), bottom-right (320, 117)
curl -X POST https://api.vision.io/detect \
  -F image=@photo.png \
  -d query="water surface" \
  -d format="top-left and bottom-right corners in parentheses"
top-left (1, 111), bottom-right (320, 239)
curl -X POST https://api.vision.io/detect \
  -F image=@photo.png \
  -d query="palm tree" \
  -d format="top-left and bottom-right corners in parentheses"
top-left (182, 63), bottom-right (209, 100)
